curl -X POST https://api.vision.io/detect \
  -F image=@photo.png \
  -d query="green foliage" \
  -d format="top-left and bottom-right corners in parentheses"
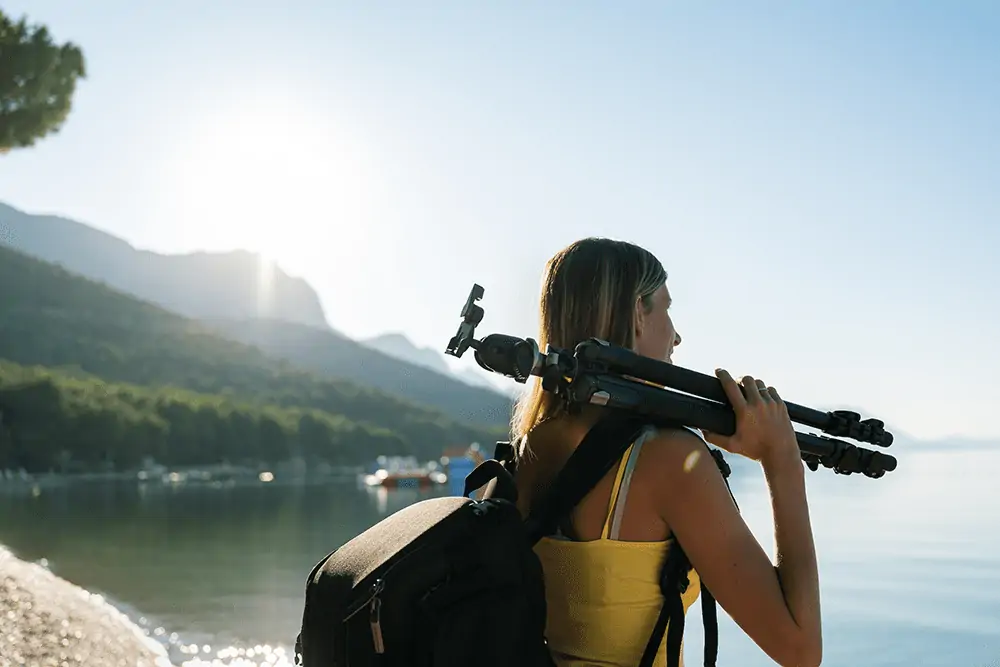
top-left (0, 360), bottom-right (407, 473)
top-left (0, 10), bottom-right (86, 151)
top-left (0, 245), bottom-right (507, 471)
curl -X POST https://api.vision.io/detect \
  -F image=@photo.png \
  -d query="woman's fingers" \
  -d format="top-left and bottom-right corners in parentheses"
top-left (742, 375), bottom-right (762, 406)
top-left (754, 378), bottom-right (770, 402)
top-left (715, 368), bottom-right (747, 410)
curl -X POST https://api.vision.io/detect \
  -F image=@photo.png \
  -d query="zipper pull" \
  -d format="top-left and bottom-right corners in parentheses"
top-left (370, 594), bottom-right (385, 653)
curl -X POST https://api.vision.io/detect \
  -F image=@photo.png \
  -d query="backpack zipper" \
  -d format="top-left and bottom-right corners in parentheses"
top-left (369, 584), bottom-right (385, 654)
top-left (343, 576), bottom-right (388, 653)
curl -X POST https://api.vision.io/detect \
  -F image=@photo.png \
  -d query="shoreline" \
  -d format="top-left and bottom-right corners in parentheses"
top-left (0, 544), bottom-right (298, 667)
top-left (0, 545), bottom-right (174, 667)
top-left (0, 464), bottom-right (367, 497)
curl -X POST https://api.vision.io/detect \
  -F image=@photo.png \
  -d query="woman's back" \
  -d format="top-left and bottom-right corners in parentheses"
top-left (518, 421), bottom-right (701, 667)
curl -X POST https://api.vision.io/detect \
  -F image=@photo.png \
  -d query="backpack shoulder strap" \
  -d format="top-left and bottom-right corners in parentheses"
top-left (639, 433), bottom-right (738, 667)
top-left (523, 410), bottom-right (656, 545)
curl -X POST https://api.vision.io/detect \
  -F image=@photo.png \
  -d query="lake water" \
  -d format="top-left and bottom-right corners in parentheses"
top-left (1, 444), bottom-right (999, 667)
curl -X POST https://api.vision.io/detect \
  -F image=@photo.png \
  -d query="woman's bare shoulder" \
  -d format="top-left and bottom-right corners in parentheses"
top-left (639, 425), bottom-right (720, 476)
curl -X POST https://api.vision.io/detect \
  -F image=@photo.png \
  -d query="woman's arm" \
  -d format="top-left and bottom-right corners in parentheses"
top-left (646, 372), bottom-right (822, 667)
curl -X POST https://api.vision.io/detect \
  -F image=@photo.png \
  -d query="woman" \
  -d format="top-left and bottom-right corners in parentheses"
top-left (511, 238), bottom-right (822, 667)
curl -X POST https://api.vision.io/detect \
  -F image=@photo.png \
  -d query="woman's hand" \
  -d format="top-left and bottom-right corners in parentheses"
top-left (702, 369), bottom-right (800, 467)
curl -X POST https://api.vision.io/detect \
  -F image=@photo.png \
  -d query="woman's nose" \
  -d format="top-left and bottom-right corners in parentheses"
top-left (674, 332), bottom-right (682, 346)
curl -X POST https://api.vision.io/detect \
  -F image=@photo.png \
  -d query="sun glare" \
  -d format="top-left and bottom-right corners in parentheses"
top-left (161, 100), bottom-right (379, 273)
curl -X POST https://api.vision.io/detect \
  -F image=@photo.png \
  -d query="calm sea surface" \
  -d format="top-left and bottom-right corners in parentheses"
top-left (1, 444), bottom-right (998, 667)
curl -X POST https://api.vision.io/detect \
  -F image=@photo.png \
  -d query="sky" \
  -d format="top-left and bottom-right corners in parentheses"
top-left (1, 1), bottom-right (998, 441)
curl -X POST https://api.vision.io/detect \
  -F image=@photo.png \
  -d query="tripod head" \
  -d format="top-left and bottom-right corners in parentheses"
top-left (445, 284), bottom-right (897, 479)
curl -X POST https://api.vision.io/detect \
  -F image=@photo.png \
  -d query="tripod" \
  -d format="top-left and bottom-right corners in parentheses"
top-left (446, 284), bottom-right (896, 478)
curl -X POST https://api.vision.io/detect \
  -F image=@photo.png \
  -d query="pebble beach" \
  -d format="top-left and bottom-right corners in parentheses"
top-left (0, 546), bottom-right (172, 667)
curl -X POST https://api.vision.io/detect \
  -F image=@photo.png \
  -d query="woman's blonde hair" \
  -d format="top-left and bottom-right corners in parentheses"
top-left (511, 237), bottom-right (667, 459)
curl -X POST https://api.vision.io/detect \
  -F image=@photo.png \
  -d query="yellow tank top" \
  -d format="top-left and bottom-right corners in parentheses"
top-left (533, 427), bottom-right (701, 667)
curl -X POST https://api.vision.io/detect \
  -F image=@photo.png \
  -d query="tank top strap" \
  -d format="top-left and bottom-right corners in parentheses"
top-left (600, 425), bottom-right (656, 540)
top-left (599, 443), bottom-right (632, 539)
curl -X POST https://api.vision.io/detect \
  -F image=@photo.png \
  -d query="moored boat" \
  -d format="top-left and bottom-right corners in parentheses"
top-left (360, 455), bottom-right (447, 489)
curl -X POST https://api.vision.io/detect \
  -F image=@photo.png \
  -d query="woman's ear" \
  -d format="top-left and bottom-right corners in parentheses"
top-left (633, 297), bottom-right (645, 342)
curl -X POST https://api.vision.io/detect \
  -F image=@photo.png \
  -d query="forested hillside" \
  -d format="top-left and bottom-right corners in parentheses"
top-left (0, 361), bottom-right (407, 473)
top-left (0, 246), bottom-right (506, 472)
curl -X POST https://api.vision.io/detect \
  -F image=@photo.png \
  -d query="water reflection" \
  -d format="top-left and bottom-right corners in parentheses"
top-left (362, 484), bottom-right (441, 517)
top-left (0, 446), bottom-right (997, 667)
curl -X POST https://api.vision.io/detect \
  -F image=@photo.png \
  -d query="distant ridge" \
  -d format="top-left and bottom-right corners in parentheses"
top-left (204, 317), bottom-right (515, 427)
top-left (361, 332), bottom-right (513, 394)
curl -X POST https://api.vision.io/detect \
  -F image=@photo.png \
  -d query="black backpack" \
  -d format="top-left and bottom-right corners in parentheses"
top-left (293, 411), bottom-right (735, 667)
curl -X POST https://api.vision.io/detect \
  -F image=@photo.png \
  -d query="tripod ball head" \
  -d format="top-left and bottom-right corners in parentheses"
top-left (474, 334), bottom-right (540, 382)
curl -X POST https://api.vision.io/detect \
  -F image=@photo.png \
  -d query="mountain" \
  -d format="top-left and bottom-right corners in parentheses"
top-left (362, 333), bottom-right (453, 375)
top-left (361, 332), bottom-right (513, 394)
top-left (0, 244), bottom-right (505, 471)
top-left (0, 200), bottom-right (515, 422)
top-left (0, 202), bottom-right (329, 329)
top-left (202, 319), bottom-right (514, 427)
